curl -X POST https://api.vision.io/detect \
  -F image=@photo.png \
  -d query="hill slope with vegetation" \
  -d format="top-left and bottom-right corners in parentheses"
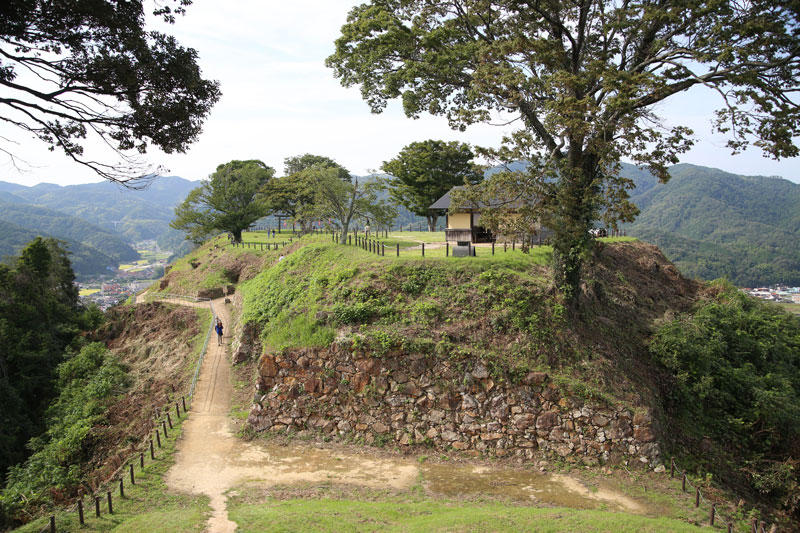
top-left (622, 164), bottom-right (800, 286)
top-left (0, 220), bottom-right (122, 277)
top-left (158, 233), bottom-right (799, 526)
top-left (0, 200), bottom-right (138, 261)
top-left (0, 177), bottom-right (197, 256)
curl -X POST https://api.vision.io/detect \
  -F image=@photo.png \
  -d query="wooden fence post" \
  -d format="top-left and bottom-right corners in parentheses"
top-left (107, 490), bottom-right (113, 514)
top-left (446, 242), bottom-right (449, 256)
top-left (155, 429), bottom-right (161, 448)
top-left (422, 243), bottom-right (425, 257)
top-left (695, 487), bottom-right (700, 507)
top-left (396, 243), bottom-right (399, 257)
top-left (182, 396), bottom-right (186, 412)
top-left (682, 473), bottom-right (686, 491)
top-left (49, 515), bottom-right (55, 533)
top-left (162, 419), bottom-right (168, 438)
top-left (175, 402), bottom-right (180, 419)
top-left (670, 457), bottom-right (675, 478)
top-left (130, 463), bottom-right (135, 485)
top-left (94, 496), bottom-right (101, 517)
top-left (78, 498), bottom-right (84, 525)
top-left (119, 477), bottom-right (124, 498)
top-left (709, 503), bottom-right (715, 526)
top-left (139, 453), bottom-right (144, 469)
top-left (167, 413), bottom-right (173, 429)
top-left (492, 242), bottom-right (495, 255)
top-left (150, 438), bottom-right (155, 459)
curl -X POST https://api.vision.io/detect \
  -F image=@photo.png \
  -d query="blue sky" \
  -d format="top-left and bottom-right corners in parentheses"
top-left (1, 0), bottom-right (798, 186)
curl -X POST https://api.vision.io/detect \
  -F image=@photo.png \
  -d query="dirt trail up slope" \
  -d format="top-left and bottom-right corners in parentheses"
top-left (155, 296), bottom-right (646, 532)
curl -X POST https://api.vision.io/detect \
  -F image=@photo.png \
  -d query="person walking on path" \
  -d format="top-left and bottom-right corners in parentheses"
top-left (215, 319), bottom-right (224, 346)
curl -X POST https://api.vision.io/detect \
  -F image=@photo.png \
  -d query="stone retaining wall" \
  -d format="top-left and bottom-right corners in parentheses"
top-left (245, 343), bottom-right (662, 466)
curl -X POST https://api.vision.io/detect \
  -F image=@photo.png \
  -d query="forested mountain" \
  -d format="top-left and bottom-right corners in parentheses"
top-left (0, 176), bottom-right (199, 264)
top-left (621, 164), bottom-right (800, 286)
top-left (0, 220), bottom-right (120, 277)
top-left (0, 200), bottom-right (138, 262)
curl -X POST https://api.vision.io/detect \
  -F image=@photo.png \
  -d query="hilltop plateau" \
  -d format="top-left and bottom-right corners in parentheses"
top-left (4, 231), bottom-right (798, 532)
top-left (147, 231), bottom-right (798, 529)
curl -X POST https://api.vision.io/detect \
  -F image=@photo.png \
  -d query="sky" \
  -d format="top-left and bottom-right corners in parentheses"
top-left (1, 0), bottom-right (799, 186)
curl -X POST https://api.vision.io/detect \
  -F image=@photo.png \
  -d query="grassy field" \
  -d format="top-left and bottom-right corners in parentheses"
top-left (227, 498), bottom-right (712, 532)
top-left (775, 302), bottom-right (800, 315)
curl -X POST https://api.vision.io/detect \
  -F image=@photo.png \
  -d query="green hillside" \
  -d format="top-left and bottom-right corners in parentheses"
top-left (0, 220), bottom-right (120, 277)
top-left (622, 164), bottom-right (800, 286)
top-left (0, 201), bottom-right (138, 263)
top-left (0, 177), bottom-right (198, 246)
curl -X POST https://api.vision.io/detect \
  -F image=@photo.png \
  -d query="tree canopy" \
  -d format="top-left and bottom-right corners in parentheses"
top-left (307, 165), bottom-right (395, 242)
top-left (171, 160), bottom-right (275, 243)
top-left (0, 0), bottom-right (220, 184)
top-left (264, 154), bottom-right (352, 232)
top-left (0, 238), bottom-right (84, 485)
top-left (382, 140), bottom-right (483, 231)
top-left (327, 0), bottom-right (800, 302)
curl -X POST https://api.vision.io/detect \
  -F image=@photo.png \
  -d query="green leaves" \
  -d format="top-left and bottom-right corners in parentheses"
top-left (382, 140), bottom-right (483, 230)
top-left (328, 0), bottom-right (800, 301)
top-left (171, 160), bottom-right (275, 243)
top-left (0, 0), bottom-right (220, 183)
top-left (650, 282), bottom-right (800, 450)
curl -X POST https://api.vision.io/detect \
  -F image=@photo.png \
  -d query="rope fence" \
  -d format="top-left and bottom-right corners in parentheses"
top-left (38, 295), bottom-right (216, 532)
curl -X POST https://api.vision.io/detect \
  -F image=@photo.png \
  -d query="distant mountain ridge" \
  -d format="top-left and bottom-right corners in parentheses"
top-left (0, 176), bottom-right (200, 277)
top-left (622, 163), bottom-right (800, 286)
top-left (0, 175), bottom-right (199, 256)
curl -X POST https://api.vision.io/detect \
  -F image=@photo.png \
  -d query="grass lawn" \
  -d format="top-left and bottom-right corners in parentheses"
top-left (228, 498), bottom-right (712, 532)
top-left (774, 302), bottom-right (800, 315)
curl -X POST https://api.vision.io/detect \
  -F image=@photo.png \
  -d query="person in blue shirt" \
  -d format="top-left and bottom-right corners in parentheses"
top-left (215, 319), bottom-right (224, 346)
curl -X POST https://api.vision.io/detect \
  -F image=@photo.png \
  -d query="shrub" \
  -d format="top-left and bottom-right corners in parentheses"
top-left (0, 343), bottom-right (128, 524)
top-left (650, 281), bottom-right (800, 516)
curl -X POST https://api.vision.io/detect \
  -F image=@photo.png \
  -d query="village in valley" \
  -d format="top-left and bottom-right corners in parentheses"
top-left (77, 240), bottom-right (171, 309)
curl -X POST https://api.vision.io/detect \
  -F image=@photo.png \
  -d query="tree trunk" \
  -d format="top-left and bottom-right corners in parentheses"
top-left (232, 228), bottom-right (243, 243)
top-left (550, 152), bottom-right (597, 305)
top-left (426, 214), bottom-right (438, 232)
top-left (339, 222), bottom-right (350, 244)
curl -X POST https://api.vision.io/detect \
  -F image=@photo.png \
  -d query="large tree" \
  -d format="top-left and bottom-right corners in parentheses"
top-left (0, 0), bottom-right (220, 184)
top-left (265, 154), bottom-right (351, 232)
top-left (382, 140), bottom-right (483, 231)
top-left (171, 160), bottom-right (275, 243)
top-left (307, 165), bottom-right (395, 243)
top-left (327, 0), bottom-right (800, 302)
top-left (0, 237), bottom-right (82, 484)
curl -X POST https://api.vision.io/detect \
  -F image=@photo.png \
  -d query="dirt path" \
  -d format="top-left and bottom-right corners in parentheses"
top-left (156, 296), bottom-right (649, 532)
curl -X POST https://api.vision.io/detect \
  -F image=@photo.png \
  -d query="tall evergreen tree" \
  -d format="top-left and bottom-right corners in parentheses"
top-left (382, 140), bottom-right (483, 231)
top-left (0, 238), bottom-right (81, 481)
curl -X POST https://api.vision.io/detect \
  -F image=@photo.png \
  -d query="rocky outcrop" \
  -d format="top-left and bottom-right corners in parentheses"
top-left (197, 287), bottom-right (224, 299)
top-left (246, 343), bottom-right (662, 466)
top-left (233, 321), bottom-right (262, 364)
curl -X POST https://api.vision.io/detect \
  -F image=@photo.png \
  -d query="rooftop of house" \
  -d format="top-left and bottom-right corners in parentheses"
top-left (429, 186), bottom-right (529, 211)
